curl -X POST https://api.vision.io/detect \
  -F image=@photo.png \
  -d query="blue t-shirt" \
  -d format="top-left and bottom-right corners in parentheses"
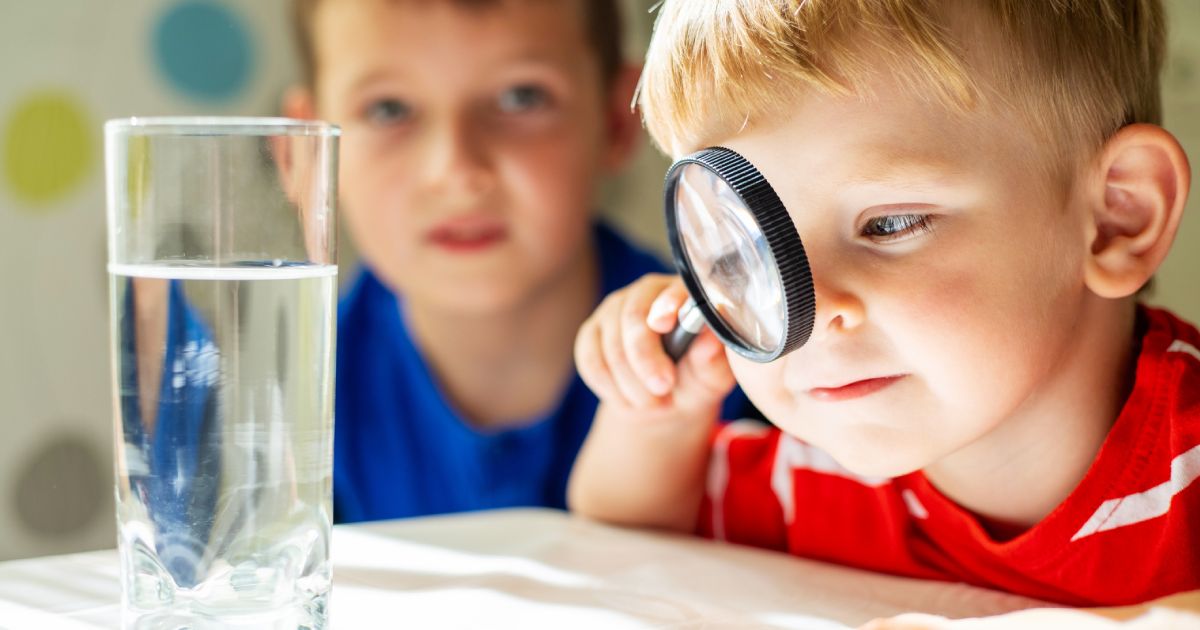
top-left (333, 222), bottom-right (752, 523)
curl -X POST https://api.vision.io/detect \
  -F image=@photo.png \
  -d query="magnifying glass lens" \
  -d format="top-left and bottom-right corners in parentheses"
top-left (663, 147), bottom-right (814, 364)
top-left (674, 163), bottom-right (785, 354)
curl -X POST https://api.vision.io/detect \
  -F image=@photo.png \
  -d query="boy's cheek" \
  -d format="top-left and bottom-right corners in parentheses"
top-left (727, 358), bottom-right (793, 418)
top-left (506, 131), bottom-right (606, 182)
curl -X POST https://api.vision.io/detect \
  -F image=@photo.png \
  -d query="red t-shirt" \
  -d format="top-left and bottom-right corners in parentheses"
top-left (698, 306), bottom-right (1200, 606)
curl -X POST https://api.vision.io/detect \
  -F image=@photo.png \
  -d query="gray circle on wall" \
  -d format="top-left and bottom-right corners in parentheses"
top-left (12, 433), bottom-right (107, 537)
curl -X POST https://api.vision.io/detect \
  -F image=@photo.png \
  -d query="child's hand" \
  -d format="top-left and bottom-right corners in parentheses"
top-left (575, 273), bottom-right (735, 413)
top-left (570, 274), bottom-right (733, 531)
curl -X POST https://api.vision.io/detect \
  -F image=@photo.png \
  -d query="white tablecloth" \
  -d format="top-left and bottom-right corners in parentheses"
top-left (0, 508), bottom-right (1049, 629)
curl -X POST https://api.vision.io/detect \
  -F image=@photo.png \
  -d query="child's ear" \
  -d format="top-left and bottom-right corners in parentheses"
top-left (601, 63), bottom-right (643, 173)
top-left (273, 86), bottom-right (319, 213)
top-left (274, 85), bottom-right (318, 197)
top-left (282, 85), bottom-right (317, 121)
top-left (1083, 123), bottom-right (1190, 299)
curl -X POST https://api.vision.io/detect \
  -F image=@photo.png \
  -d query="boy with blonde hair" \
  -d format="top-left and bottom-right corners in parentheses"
top-left (570, 0), bottom-right (1199, 616)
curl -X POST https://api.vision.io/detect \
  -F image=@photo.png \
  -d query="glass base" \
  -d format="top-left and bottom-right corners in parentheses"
top-left (123, 592), bottom-right (327, 630)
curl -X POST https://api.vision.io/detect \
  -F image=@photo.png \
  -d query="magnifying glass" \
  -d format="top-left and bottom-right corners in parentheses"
top-left (660, 147), bottom-right (816, 363)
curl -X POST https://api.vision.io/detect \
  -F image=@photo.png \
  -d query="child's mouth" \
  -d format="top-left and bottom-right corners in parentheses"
top-left (427, 218), bottom-right (507, 253)
top-left (806, 375), bottom-right (905, 402)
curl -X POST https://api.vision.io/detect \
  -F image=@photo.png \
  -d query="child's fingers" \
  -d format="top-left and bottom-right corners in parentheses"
top-left (578, 274), bottom-right (704, 409)
top-left (646, 279), bottom-right (691, 334)
top-left (621, 281), bottom-right (679, 397)
top-left (676, 328), bottom-right (735, 404)
top-left (574, 313), bottom-right (620, 403)
top-left (598, 296), bottom-right (659, 408)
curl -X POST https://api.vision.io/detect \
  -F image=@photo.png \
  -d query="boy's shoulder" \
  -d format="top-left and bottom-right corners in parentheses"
top-left (1134, 306), bottom-right (1200, 426)
top-left (1153, 307), bottom-right (1200, 358)
top-left (337, 265), bottom-right (394, 322)
top-left (593, 221), bottom-right (669, 293)
top-left (1144, 305), bottom-right (1200, 351)
top-left (1077, 303), bottom-right (1199, 483)
top-left (1128, 305), bottom-right (1200, 491)
top-left (335, 266), bottom-right (412, 364)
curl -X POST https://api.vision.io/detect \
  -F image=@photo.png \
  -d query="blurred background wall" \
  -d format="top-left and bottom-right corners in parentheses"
top-left (0, 0), bottom-right (300, 560)
top-left (0, 0), bottom-right (1195, 560)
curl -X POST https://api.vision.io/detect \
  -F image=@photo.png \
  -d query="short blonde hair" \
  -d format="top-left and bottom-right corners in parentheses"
top-left (639, 0), bottom-right (1165, 165)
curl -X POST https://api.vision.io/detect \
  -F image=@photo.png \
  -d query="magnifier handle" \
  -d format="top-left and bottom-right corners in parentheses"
top-left (662, 298), bottom-right (706, 362)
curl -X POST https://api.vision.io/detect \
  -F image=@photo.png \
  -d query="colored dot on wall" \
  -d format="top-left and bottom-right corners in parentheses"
top-left (153, 1), bottom-right (253, 102)
top-left (13, 433), bottom-right (106, 537)
top-left (2, 91), bottom-right (93, 207)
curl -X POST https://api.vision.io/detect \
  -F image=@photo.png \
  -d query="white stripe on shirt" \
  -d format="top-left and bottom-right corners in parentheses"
top-left (1071, 443), bottom-right (1200, 542)
top-left (708, 420), bottom-right (772, 541)
top-left (770, 434), bottom-right (888, 526)
top-left (1168, 339), bottom-right (1200, 362)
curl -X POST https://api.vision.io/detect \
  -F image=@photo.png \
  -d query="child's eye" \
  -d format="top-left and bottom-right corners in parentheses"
top-left (496, 84), bottom-right (550, 114)
top-left (364, 98), bottom-right (412, 126)
top-left (860, 214), bottom-right (935, 242)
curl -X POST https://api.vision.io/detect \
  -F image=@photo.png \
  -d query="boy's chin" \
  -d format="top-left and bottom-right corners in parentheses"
top-left (821, 440), bottom-right (931, 480)
top-left (416, 281), bottom-right (532, 314)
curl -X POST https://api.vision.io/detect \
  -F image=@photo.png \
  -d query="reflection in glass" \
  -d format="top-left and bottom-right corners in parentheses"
top-left (118, 278), bottom-right (219, 588)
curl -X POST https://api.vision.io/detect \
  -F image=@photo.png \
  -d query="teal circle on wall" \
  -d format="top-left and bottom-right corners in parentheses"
top-left (153, 1), bottom-right (253, 102)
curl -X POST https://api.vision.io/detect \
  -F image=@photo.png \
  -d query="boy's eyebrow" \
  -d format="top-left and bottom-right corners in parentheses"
top-left (482, 52), bottom-right (580, 74)
top-left (345, 68), bottom-right (404, 94)
top-left (841, 146), bottom-right (968, 188)
top-left (340, 53), bottom-right (572, 95)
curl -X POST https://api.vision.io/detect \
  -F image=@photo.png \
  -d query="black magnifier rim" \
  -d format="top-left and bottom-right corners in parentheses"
top-left (664, 146), bottom-right (815, 363)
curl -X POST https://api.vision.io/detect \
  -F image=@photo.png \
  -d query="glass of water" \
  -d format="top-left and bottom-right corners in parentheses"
top-left (104, 117), bottom-right (339, 629)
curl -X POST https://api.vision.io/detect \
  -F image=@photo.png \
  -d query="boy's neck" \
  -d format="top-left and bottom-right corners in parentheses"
top-left (922, 297), bottom-right (1140, 529)
top-left (401, 240), bottom-right (600, 429)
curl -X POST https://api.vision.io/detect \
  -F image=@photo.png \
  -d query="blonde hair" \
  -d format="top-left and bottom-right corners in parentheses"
top-left (639, 0), bottom-right (1165, 164)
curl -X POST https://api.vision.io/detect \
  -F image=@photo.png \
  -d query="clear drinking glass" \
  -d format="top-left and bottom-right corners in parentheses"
top-left (104, 117), bottom-right (339, 629)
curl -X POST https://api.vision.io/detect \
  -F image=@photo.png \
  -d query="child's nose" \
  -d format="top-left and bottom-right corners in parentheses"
top-left (420, 117), bottom-right (495, 201)
top-left (809, 272), bottom-right (866, 341)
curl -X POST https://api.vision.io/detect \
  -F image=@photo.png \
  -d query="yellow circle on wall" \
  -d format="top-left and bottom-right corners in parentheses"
top-left (3, 91), bottom-right (92, 207)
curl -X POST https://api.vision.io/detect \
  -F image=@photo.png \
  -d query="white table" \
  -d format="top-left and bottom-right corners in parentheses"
top-left (0, 508), bottom-right (1050, 629)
